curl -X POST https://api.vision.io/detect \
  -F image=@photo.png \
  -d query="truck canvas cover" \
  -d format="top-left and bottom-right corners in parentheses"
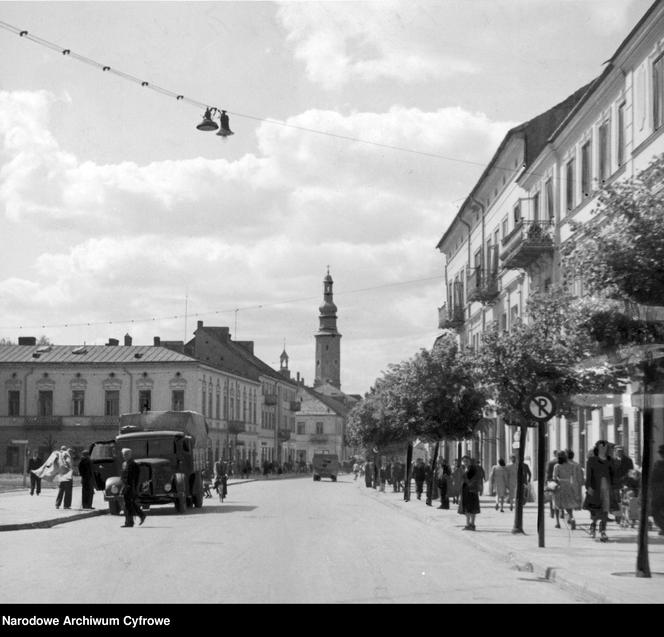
top-left (119, 411), bottom-right (209, 443)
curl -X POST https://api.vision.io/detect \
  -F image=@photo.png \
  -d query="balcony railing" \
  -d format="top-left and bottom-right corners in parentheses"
top-left (310, 434), bottom-right (328, 444)
top-left (501, 220), bottom-right (555, 269)
top-left (466, 267), bottom-right (500, 304)
top-left (438, 303), bottom-right (465, 330)
top-left (263, 393), bottom-right (278, 406)
top-left (289, 401), bottom-right (301, 412)
top-left (23, 416), bottom-right (63, 429)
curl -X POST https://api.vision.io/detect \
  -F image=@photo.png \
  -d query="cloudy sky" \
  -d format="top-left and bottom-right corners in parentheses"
top-left (0, 0), bottom-right (654, 394)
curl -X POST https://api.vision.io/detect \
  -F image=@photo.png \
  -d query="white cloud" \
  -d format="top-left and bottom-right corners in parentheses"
top-left (276, 1), bottom-right (479, 89)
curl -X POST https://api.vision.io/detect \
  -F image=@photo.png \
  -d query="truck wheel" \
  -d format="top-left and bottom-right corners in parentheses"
top-left (192, 474), bottom-right (204, 508)
top-left (331, 475), bottom-right (337, 482)
top-left (175, 493), bottom-right (186, 513)
top-left (108, 500), bottom-right (122, 516)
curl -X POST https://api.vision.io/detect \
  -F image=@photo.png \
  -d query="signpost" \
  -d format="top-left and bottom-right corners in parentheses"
top-left (525, 392), bottom-right (556, 548)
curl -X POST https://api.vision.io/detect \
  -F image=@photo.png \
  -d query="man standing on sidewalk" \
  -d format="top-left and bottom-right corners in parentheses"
top-left (28, 449), bottom-right (43, 496)
top-left (120, 448), bottom-right (145, 528)
top-left (78, 450), bottom-right (95, 509)
top-left (54, 446), bottom-right (73, 510)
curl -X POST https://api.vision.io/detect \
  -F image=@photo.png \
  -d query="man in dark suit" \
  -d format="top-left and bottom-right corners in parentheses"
top-left (28, 449), bottom-right (43, 495)
top-left (120, 448), bottom-right (145, 528)
top-left (78, 450), bottom-right (95, 509)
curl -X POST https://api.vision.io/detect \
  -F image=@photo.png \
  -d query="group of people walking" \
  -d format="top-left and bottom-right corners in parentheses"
top-left (358, 439), bottom-right (664, 540)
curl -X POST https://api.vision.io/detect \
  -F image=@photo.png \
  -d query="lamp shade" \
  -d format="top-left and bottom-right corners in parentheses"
top-left (196, 108), bottom-right (219, 131)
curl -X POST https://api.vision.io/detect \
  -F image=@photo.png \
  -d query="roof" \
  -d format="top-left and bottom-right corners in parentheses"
top-left (0, 344), bottom-right (197, 365)
top-left (435, 81), bottom-right (594, 252)
top-left (304, 387), bottom-right (351, 416)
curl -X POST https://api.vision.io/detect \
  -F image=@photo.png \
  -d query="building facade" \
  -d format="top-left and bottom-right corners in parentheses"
top-left (435, 0), bottom-right (664, 477)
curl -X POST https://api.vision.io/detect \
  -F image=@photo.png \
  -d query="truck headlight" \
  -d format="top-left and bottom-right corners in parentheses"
top-left (164, 483), bottom-right (172, 492)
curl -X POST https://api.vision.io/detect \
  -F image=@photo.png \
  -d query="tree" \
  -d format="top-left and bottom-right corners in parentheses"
top-left (562, 152), bottom-right (664, 306)
top-left (562, 153), bottom-right (664, 577)
top-left (473, 288), bottom-right (622, 534)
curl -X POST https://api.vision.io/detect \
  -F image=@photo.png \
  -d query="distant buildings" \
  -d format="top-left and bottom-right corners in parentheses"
top-left (0, 271), bottom-right (358, 472)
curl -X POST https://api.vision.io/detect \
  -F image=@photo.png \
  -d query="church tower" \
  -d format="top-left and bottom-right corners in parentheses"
top-left (314, 267), bottom-right (341, 389)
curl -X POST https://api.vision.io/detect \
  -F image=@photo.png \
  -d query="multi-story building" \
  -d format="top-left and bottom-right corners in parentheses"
top-left (0, 334), bottom-right (252, 472)
top-left (435, 0), bottom-right (664, 475)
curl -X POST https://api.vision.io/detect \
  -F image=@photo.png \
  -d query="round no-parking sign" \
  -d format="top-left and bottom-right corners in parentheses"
top-left (525, 392), bottom-right (557, 422)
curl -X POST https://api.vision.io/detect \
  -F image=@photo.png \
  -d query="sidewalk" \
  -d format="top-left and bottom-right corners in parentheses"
top-left (359, 480), bottom-right (664, 604)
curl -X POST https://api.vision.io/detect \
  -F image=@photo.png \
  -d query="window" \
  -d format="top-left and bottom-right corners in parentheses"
top-left (598, 120), bottom-right (610, 183)
top-left (202, 386), bottom-right (206, 415)
top-left (316, 422), bottom-right (324, 435)
top-left (72, 390), bottom-right (85, 416)
top-left (510, 304), bottom-right (519, 329)
top-left (545, 178), bottom-right (554, 220)
top-left (105, 390), bottom-right (119, 416)
top-left (38, 391), bottom-right (53, 417)
top-left (532, 192), bottom-right (540, 222)
top-left (501, 312), bottom-right (508, 331)
top-left (581, 140), bottom-right (592, 198)
top-left (654, 54), bottom-right (664, 130)
top-left (513, 201), bottom-right (521, 224)
top-left (617, 102), bottom-right (626, 166)
top-left (139, 390), bottom-right (151, 413)
top-left (8, 390), bottom-right (20, 416)
top-left (6, 445), bottom-right (19, 469)
top-left (297, 421), bottom-right (305, 435)
top-left (566, 157), bottom-right (576, 212)
top-left (172, 390), bottom-right (184, 411)
top-left (501, 216), bottom-right (508, 238)
top-left (215, 391), bottom-right (220, 419)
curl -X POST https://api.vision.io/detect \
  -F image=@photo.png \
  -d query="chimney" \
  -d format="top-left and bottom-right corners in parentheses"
top-left (154, 336), bottom-right (161, 347)
top-left (106, 338), bottom-right (119, 346)
top-left (18, 336), bottom-right (37, 346)
top-left (197, 320), bottom-right (204, 329)
top-left (124, 333), bottom-right (132, 346)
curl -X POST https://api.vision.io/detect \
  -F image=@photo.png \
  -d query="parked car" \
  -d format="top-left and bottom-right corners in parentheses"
top-left (312, 453), bottom-right (339, 482)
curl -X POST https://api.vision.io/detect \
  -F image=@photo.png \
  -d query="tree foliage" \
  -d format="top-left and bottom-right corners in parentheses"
top-left (345, 332), bottom-right (488, 451)
top-left (562, 152), bottom-right (664, 306)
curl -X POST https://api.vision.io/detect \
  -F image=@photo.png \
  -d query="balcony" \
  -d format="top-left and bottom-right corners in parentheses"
top-left (263, 393), bottom-right (278, 406)
top-left (23, 416), bottom-right (63, 430)
top-left (310, 434), bottom-right (328, 444)
top-left (278, 428), bottom-right (291, 442)
top-left (289, 401), bottom-right (301, 412)
top-left (90, 416), bottom-right (120, 430)
top-left (438, 304), bottom-right (464, 330)
top-left (228, 420), bottom-right (245, 434)
top-left (466, 267), bottom-right (500, 304)
top-left (501, 220), bottom-right (555, 270)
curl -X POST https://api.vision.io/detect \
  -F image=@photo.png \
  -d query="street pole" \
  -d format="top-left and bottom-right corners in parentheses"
top-left (537, 419), bottom-right (545, 548)
top-left (404, 441), bottom-right (413, 502)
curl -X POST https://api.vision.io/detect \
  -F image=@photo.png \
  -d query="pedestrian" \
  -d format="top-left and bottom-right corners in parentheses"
top-left (120, 447), bottom-right (146, 528)
top-left (612, 445), bottom-right (634, 525)
top-left (214, 458), bottom-right (228, 501)
top-left (566, 449), bottom-right (584, 512)
top-left (583, 440), bottom-right (616, 542)
top-left (458, 455), bottom-right (481, 530)
top-left (552, 450), bottom-right (578, 530)
top-left (391, 460), bottom-right (404, 493)
top-left (436, 458), bottom-right (451, 509)
top-left (488, 458), bottom-right (509, 512)
top-left (78, 449), bottom-right (95, 509)
top-left (364, 461), bottom-right (373, 488)
top-left (54, 446), bottom-right (74, 510)
top-left (352, 461), bottom-right (360, 481)
top-left (546, 449), bottom-right (558, 519)
top-left (412, 457), bottom-right (427, 500)
top-left (27, 449), bottom-right (43, 496)
top-left (651, 444), bottom-right (664, 536)
top-left (243, 459), bottom-right (252, 479)
top-left (448, 458), bottom-right (462, 505)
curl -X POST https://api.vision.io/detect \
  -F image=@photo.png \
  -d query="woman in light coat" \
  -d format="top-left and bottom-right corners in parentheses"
top-left (489, 458), bottom-right (509, 512)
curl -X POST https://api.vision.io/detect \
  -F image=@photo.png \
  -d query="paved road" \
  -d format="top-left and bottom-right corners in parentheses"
top-left (0, 474), bottom-right (586, 604)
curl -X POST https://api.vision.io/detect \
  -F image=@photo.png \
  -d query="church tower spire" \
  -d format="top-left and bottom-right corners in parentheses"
top-left (314, 267), bottom-right (341, 389)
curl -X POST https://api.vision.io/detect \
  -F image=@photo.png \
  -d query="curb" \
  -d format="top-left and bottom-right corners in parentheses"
top-left (0, 509), bottom-right (107, 532)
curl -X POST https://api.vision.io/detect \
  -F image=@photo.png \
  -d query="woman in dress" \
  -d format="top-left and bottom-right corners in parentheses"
top-left (584, 440), bottom-right (617, 542)
top-left (488, 458), bottom-right (509, 512)
top-left (552, 450), bottom-right (578, 530)
top-left (458, 455), bottom-right (482, 530)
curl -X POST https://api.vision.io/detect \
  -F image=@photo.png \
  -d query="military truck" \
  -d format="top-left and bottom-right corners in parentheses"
top-left (312, 453), bottom-right (339, 482)
top-left (90, 410), bottom-right (209, 515)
